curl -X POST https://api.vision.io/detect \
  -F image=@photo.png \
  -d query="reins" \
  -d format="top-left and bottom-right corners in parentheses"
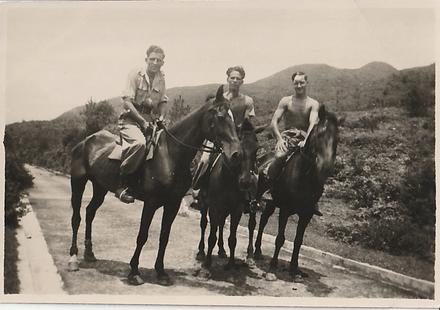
top-left (160, 125), bottom-right (223, 154)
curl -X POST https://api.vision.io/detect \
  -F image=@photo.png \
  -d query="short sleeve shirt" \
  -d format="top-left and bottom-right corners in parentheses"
top-left (122, 68), bottom-right (168, 122)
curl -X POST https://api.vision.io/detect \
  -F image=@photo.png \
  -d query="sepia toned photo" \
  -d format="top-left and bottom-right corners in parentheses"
top-left (1, 0), bottom-right (438, 307)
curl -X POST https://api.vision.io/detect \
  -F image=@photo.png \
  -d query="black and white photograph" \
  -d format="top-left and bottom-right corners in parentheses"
top-left (1, 0), bottom-right (438, 307)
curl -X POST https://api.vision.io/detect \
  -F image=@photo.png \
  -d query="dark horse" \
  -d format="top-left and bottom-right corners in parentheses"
top-left (196, 118), bottom-right (261, 272)
top-left (68, 86), bottom-right (241, 285)
top-left (254, 105), bottom-right (341, 282)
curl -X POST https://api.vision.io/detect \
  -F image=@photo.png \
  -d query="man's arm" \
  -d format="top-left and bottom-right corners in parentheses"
top-left (121, 98), bottom-right (149, 129)
top-left (271, 97), bottom-right (288, 155)
top-left (299, 100), bottom-right (320, 148)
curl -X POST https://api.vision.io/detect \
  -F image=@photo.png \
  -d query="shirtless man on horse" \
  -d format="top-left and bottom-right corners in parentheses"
top-left (262, 71), bottom-right (322, 216)
top-left (116, 45), bottom-right (168, 203)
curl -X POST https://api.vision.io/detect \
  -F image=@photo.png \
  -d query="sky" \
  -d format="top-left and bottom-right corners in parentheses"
top-left (1, 0), bottom-right (438, 124)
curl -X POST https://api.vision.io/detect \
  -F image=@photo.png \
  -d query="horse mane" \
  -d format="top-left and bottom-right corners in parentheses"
top-left (240, 118), bottom-right (254, 132)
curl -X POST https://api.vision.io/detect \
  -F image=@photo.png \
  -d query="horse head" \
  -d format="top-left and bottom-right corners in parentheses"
top-left (202, 85), bottom-right (242, 166)
top-left (237, 118), bottom-right (259, 193)
top-left (304, 104), bottom-right (340, 183)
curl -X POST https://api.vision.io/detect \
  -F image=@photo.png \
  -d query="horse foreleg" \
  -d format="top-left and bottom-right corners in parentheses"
top-left (225, 211), bottom-right (242, 270)
top-left (205, 218), bottom-right (218, 268)
top-left (217, 222), bottom-right (227, 258)
top-left (254, 201), bottom-right (276, 259)
top-left (289, 214), bottom-right (312, 282)
top-left (128, 202), bottom-right (157, 285)
top-left (247, 210), bottom-right (256, 259)
top-left (154, 203), bottom-right (180, 284)
top-left (84, 182), bottom-right (107, 262)
top-left (270, 208), bottom-right (289, 272)
top-left (197, 206), bottom-right (208, 260)
top-left (69, 176), bottom-right (87, 271)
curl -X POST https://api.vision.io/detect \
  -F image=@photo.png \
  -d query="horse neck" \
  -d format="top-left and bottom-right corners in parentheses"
top-left (166, 105), bottom-right (208, 164)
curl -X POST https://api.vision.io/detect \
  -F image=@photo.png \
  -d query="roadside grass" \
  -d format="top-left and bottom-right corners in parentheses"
top-left (4, 226), bottom-right (20, 293)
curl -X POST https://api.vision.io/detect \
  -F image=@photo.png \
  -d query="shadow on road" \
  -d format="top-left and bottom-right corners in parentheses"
top-left (79, 256), bottom-right (262, 296)
top-left (253, 253), bottom-right (335, 297)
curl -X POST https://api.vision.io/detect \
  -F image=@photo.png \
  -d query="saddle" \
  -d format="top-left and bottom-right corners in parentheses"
top-left (108, 129), bottom-right (163, 161)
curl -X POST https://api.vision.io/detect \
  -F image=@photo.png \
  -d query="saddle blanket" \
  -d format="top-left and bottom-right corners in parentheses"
top-left (108, 129), bottom-right (163, 161)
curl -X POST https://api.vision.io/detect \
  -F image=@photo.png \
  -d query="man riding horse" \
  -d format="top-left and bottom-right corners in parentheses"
top-left (259, 71), bottom-right (322, 216)
top-left (192, 65), bottom-right (256, 199)
top-left (116, 45), bottom-right (168, 203)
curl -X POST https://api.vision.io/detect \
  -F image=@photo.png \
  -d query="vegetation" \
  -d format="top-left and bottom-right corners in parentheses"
top-left (4, 62), bottom-right (435, 272)
top-left (4, 131), bottom-right (34, 293)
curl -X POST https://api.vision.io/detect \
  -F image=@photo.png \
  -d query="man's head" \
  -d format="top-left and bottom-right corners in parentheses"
top-left (145, 45), bottom-right (165, 75)
top-left (226, 66), bottom-right (245, 92)
top-left (291, 71), bottom-right (308, 97)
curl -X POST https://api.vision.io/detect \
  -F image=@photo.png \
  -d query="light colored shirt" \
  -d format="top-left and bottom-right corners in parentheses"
top-left (122, 68), bottom-right (168, 122)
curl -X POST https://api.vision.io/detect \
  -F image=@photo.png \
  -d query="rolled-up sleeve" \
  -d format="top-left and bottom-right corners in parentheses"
top-left (122, 69), bottom-right (140, 100)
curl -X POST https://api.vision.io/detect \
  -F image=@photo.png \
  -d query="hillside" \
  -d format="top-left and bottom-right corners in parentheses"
top-left (55, 62), bottom-right (405, 124)
top-left (5, 62), bottom-right (435, 280)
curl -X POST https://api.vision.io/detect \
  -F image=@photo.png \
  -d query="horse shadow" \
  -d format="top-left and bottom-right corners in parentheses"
top-left (253, 253), bottom-right (335, 297)
top-left (79, 256), bottom-right (261, 295)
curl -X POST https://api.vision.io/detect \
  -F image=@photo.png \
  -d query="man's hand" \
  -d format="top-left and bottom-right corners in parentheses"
top-left (275, 138), bottom-right (288, 154)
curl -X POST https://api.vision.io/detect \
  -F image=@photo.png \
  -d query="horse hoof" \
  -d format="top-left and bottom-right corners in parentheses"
top-left (84, 252), bottom-right (97, 262)
top-left (128, 274), bottom-right (144, 286)
top-left (197, 268), bottom-right (211, 281)
top-left (196, 251), bottom-right (205, 261)
top-left (265, 272), bottom-right (277, 281)
top-left (157, 273), bottom-right (173, 286)
top-left (246, 258), bottom-right (256, 268)
top-left (293, 274), bottom-right (304, 283)
top-left (68, 261), bottom-right (79, 272)
top-left (218, 251), bottom-right (228, 259)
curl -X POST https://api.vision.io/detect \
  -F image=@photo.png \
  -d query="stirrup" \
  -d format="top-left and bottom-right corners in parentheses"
top-left (115, 188), bottom-right (135, 204)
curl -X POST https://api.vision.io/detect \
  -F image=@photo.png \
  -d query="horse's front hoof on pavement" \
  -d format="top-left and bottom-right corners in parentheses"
top-left (157, 272), bottom-right (173, 286)
top-left (128, 274), bottom-right (144, 286)
top-left (197, 268), bottom-right (211, 281)
top-left (68, 261), bottom-right (79, 272)
top-left (84, 251), bottom-right (97, 262)
top-left (68, 255), bottom-right (79, 271)
top-left (264, 272), bottom-right (277, 281)
top-left (246, 257), bottom-right (256, 268)
top-left (196, 251), bottom-right (206, 261)
top-left (218, 250), bottom-right (228, 258)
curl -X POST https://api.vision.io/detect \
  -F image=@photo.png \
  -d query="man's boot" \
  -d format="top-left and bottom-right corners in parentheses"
top-left (115, 174), bottom-right (135, 204)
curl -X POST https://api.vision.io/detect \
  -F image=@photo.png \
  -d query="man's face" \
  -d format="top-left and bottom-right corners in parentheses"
top-left (227, 70), bottom-right (244, 91)
top-left (146, 52), bottom-right (164, 74)
top-left (292, 75), bottom-right (307, 96)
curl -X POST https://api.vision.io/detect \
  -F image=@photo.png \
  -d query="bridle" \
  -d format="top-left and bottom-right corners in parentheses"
top-left (161, 125), bottom-right (223, 153)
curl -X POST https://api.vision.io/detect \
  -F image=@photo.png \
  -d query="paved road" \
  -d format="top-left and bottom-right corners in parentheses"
top-left (24, 166), bottom-right (419, 298)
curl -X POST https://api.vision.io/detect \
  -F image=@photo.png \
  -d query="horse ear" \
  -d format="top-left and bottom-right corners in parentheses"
top-left (215, 85), bottom-right (225, 103)
top-left (337, 114), bottom-right (346, 126)
top-left (318, 104), bottom-right (326, 121)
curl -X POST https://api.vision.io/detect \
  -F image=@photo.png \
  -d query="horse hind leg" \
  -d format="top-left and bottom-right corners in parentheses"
top-left (69, 175), bottom-right (88, 271)
top-left (254, 201), bottom-right (276, 259)
top-left (83, 181), bottom-right (108, 262)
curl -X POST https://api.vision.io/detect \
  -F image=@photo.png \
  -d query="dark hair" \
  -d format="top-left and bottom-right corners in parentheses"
top-left (291, 71), bottom-right (307, 81)
top-left (146, 45), bottom-right (165, 58)
top-left (226, 66), bottom-right (245, 79)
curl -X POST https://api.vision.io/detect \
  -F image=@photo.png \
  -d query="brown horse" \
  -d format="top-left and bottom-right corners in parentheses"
top-left (254, 105), bottom-right (341, 282)
top-left (68, 85), bottom-right (241, 285)
top-left (196, 118), bottom-right (260, 272)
